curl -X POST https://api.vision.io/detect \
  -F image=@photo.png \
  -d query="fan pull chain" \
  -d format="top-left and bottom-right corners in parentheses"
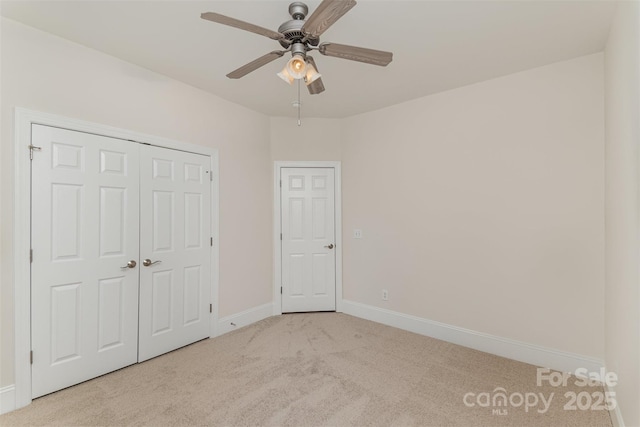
top-left (297, 79), bottom-right (302, 126)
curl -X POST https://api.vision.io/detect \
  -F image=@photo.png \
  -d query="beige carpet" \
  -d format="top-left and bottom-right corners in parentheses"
top-left (1, 313), bottom-right (612, 426)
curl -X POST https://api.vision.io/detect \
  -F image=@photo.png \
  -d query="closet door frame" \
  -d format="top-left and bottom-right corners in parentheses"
top-left (12, 108), bottom-right (220, 410)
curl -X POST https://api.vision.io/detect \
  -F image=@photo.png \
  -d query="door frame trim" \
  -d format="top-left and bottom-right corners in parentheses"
top-left (13, 108), bottom-right (220, 410)
top-left (273, 161), bottom-right (343, 315)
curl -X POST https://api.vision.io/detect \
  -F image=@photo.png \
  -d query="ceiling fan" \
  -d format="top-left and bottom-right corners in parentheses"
top-left (201, 0), bottom-right (393, 95)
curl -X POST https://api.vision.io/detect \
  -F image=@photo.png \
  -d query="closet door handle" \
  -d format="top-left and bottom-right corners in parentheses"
top-left (120, 260), bottom-right (137, 270)
top-left (142, 259), bottom-right (161, 267)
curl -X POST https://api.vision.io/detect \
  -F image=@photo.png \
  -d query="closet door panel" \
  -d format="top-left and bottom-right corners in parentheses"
top-left (31, 125), bottom-right (140, 398)
top-left (138, 145), bottom-right (211, 361)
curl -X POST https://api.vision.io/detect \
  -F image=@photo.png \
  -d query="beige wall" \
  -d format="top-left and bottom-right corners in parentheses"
top-left (0, 19), bottom-right (273, 387)
top-left (270, 117), bottom-right (342, 161)
top-left (341, 54), bottom-right (605, 359)
top-left (604, 2), bottom-right (640, 426)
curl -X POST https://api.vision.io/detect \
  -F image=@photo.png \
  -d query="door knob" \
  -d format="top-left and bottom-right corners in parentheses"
top-left (143, 259), bottom-right (161, 267)
top-left (324, 244), bottom-right (334, 249)
top-left (120, 260), bottom-right (137, 270)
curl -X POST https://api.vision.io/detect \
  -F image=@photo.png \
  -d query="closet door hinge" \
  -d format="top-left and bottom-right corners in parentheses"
top-left (279, 180), bottom-right (282, 188)
top-left (30, 351), bottom-right (33, 365)
top-left (210, 304), bottom-right (212, 313)
top-left (30, 249), bottom-right (33, 263)
top-left (210, 171), bottom-right (213, 182)
top-left (210, 237), bottom-right (213, 247)
top-left (28, 145), bottom-right (42, 160)
top-left (280, 286), bottom-right (283, 295)
top-left (280, 233), bottom-right (282, 240)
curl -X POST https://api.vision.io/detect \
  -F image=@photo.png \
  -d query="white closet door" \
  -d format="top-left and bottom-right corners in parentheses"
top-left (31, 125), bottom-right (140, 398)
top-left (138, 145), bottom-right (212, 361)
top-left (281, 167), bottom-right (336, 313)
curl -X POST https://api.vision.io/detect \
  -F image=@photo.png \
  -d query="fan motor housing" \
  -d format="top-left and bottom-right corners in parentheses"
top-left (278, 20), bottom-right (318, 47)
top-left (278, 2), bottom-right (319, 48)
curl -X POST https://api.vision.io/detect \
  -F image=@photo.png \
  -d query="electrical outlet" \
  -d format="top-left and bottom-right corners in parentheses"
top-left (382, 289), bottom-right (388, 301)
top-left (354, 229), bottom-right (362, 239)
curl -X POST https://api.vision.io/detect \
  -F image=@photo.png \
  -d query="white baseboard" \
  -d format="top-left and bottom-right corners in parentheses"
top-left (216, 303), bottom-right (273, 336)
top-left (342, 300), bottom-right (604, 375)
top-left (0, 385), bottom-right (16, 415)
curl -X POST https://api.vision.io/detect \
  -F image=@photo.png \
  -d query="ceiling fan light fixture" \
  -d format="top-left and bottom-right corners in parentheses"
top-left (286, 54), bottom-right (307, 79)
top-left (277, 67), bottom-right (294, 85)
top-left (304, 60), bottom-right (321, 85)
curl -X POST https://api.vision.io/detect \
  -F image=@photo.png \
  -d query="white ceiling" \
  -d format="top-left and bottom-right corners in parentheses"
top-left (1, 0), bottom-right (616, 118)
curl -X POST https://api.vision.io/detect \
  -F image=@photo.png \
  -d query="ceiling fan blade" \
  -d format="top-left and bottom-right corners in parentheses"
top-left (301, 0), bottom-right (357, 38)
top-left (201, 12), bottom-right (284, 41)
top-left (306, 56), bottom-right (326, 95)
top-left (319, 42), bottom-right (393, 66)
top-left (226, 51), bottom-right (286, 79)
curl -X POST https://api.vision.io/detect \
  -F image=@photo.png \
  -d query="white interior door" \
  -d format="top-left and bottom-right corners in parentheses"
top-left (31, 124), bottom-right (140, 398)
top-left (281, 167), bottom-right (336, 312)
top-left (138, 145), bottom-right (212, 361)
